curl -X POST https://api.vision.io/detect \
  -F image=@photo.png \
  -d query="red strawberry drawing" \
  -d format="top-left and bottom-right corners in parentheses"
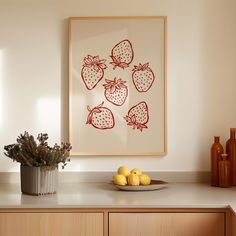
top-left (86, 102), bottom-right (115, 130)
top-left (124, 101), bottom-right (149, 131)
top-left (103, 78), bottom-right (128, 106)
top-left (132, 63), bottom-right (155, 92)
top-left (110, 39), bottom-right (134, 70)
top-left (81, 55), bottom-right (107, 90)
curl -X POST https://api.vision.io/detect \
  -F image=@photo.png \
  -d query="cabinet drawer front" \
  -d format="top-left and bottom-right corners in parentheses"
top-left (109, 212), bottom-right (225, 236)
top-left (0, 213), bottom-right (103, 236)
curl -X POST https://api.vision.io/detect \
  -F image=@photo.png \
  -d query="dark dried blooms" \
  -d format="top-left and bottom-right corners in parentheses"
top-left (4, 132), bottom-right (72, 169)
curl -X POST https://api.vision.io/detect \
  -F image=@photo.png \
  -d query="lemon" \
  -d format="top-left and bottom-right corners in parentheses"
top-left (128, 174), bottom-right (140, 186)
top-left (131, 168), bottom-right (142, 176)
top-left (139, 174), bottom-right (151, 185)
top-left (117, 166), bottom-right (131, 177)
top-left (113, 174), bottom-right (127, 186)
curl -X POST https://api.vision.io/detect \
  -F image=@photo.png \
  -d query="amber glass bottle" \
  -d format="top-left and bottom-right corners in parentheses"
top-left (226, 128), bottom-right (236, 186)
top-left (211, 136), bottom-right (224, 186)
top-left (219, 154), bottom-right (231, 188)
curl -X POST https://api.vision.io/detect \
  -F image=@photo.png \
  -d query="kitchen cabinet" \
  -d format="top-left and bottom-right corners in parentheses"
top-left (232, 212), bottom-right (236, 236)
top-left (109, 212), bottom-right (225, 236)
top-left (0, 208), bottom-right (232, 236)
top-left (0, 212), bottom-right (103, 236)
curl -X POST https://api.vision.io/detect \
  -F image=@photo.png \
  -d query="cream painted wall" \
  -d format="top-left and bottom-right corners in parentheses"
top-left (0, 0), bottom-right (236, 172)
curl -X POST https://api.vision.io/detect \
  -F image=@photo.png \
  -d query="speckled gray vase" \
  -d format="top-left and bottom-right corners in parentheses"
top-left (20, 165), bottom-right (58, 196)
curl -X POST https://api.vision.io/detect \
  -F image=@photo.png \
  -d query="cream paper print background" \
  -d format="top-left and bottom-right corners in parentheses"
top-left (70, 17), bottom-right (166, 155)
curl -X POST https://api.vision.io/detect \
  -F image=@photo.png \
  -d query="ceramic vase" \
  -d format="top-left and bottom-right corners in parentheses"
top-left (20, 165), bottom-right (58, 195)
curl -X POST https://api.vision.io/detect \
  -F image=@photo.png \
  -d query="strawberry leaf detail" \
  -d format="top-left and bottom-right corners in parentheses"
top-left (110, 86), bottom-right (116, 94)
top-left (82, 55), bottom-right (107, 71)
top-left (86, 102), bottom-right (104, 125)
top-left (131, 115), bottom-right (136, 123)
top-left (124, 115), bottom-right (148, 131)
top-left (110, 56), bottom-right (129, 70)
top-left (132, 62), bottom-right (151, 72)
top-left (96, 101), bottom-right (104, 108)
top-left (92, 108), bottom-right (102, 113)
top-left (103, 78), bottom-right (127, 94)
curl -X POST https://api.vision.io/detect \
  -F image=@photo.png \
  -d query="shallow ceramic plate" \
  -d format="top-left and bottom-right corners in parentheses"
top-left (113, 180), bottom-right (168, 191)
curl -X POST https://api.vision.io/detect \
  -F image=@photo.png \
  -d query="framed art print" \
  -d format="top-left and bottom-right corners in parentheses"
top-left (69, 16), bottom-right (167, 156)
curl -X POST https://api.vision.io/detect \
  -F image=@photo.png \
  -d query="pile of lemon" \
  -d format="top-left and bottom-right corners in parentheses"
top-left (113, 166), bottom-right (151, 186)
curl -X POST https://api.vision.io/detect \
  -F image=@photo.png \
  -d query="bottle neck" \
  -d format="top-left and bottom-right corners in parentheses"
top-left (214, 136), bottom-right (220, 143)
top-left (230, 130), bottom-right (235, 139)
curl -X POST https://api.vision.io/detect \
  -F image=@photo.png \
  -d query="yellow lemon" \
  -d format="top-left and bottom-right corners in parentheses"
top-left (139, 174), bottom-right (151, 185)
top-left (113, 174), bottom-right (127, 186)
top-left (117, 166), bottom-right (131, 177)
top-left (128, 174), bottom-right (140, 186)
top-left (131, 168), bottom-right (142, 176)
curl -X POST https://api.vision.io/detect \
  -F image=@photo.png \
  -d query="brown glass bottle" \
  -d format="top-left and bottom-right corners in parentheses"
top-left (219, 154), bottom-right (231, 188)
top-left (211, 136), bottom-right (224, 186)
top-left (226, 128), bottom-right (236, 185)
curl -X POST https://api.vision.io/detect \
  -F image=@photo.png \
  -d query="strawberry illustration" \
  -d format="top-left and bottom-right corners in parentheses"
top-left (110, 39), bottom-right (134, 69)
top-left (81, 55), bottom-right (107, 90)
top-left (86, 102), bottom-right (115, 130)
top-left (124, 101), bottom-right (149, 131)
top-left (103, 78), bottom-right (128, 106)
top-left (132, 63), bottom-right (155, 92)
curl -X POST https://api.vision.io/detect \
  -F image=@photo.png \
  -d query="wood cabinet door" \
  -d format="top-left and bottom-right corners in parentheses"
top-left (0, 213), bottom-right (103, 236)
top-left (232, 212), bottom-right (236, 236)
top-left (109, 213), bottom-right (225, 236)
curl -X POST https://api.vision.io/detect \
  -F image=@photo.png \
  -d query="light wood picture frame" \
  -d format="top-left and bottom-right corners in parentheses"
top-left (69, 16), bottom-right (167, 156)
